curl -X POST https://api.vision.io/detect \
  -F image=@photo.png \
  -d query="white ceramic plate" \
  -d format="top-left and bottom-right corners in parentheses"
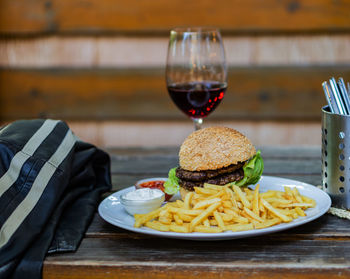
top-left (98, 176), bottom-right (331, 240)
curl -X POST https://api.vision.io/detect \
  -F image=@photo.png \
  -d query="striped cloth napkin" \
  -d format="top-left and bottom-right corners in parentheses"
top-left (0, 119), bottom-right (111, 279)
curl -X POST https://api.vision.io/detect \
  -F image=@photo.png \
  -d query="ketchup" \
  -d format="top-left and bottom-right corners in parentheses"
top-left (139, 180), bottom-right (172, 201)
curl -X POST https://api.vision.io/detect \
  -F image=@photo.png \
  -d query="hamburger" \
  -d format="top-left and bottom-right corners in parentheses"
top-left (164, 126), bottom-right (264, 199)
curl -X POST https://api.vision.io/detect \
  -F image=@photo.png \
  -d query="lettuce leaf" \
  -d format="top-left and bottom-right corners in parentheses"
top-left (164, 167), bottom-right (180, 195)
top-left (230, 150), bottom-right (264, 187)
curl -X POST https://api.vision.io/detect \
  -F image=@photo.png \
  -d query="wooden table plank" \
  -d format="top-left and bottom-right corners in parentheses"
top-left (111, 174), bottom-right (321, 192)
top-left (46, 236), bottom-right (350, 263)
top-left (43, 266), bottom-right (350, 279)
top-left (107, 146), bottom-right (321, 158)
top-left (109, 146), bottom-right (321, 174)
top-left (109, 146), bottom-right (322, 190)
top-left (110, 157), bottom-right (321, 175)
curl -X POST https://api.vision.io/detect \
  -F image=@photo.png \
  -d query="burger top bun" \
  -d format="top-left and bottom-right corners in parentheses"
top-left (179, 126), bottom-right (256, 171)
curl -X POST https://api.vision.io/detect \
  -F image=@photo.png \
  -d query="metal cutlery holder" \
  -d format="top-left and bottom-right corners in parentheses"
top-left (322, 105), bottom-right (350, 209)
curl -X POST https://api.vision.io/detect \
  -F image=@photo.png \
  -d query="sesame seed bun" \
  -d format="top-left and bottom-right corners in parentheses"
top-left (179, 126), bottom-right (256, 171)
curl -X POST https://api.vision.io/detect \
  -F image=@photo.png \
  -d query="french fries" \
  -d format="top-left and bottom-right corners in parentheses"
top-left (134, 184), bottom-right (316, 233)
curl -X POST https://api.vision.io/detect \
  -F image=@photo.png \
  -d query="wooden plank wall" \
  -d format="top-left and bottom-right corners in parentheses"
top-left (1, 0), bottom-right (350, 147)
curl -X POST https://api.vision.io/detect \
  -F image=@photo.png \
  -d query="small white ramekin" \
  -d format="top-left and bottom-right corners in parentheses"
top-left (119, 189), bottom-right (165, 215)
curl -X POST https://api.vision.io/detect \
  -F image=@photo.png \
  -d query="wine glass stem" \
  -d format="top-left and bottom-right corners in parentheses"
top-left (193, 118), bottom-right (203, 131)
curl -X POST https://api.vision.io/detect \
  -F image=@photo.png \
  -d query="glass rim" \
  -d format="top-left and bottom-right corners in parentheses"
top-left (170, 26), bottom-right (221, 34)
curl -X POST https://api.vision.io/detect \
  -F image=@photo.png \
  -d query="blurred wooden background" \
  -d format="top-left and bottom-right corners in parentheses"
top-left (1, 0), bottom-right (350, 147)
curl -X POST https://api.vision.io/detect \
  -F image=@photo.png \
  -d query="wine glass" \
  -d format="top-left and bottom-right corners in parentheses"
top-left (166, 27), bottom-right (227, 130)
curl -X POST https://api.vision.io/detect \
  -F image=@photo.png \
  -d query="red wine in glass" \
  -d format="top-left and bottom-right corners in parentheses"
top-left (167, 81), bottom-right (227, 118)
top-left (166, 28), bottom-right (227, 130)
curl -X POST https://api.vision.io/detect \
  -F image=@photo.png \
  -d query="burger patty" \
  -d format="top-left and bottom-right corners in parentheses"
top-left (179, 169), bottom-right (244, 191)
top-left (175, 162), bottom-right (244, 182)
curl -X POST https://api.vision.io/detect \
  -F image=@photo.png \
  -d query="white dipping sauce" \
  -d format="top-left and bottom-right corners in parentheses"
top-left (120, 188), bottom-right (165, 215)
top-left (123, 188), bottom-right (163, 201)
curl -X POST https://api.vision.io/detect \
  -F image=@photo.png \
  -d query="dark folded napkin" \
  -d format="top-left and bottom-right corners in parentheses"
top-left (0, 119), bottom-right (112, 279)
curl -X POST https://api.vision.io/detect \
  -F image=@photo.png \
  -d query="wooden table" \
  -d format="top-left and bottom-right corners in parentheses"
top-left (43, 146), bottom-right (350, 279)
